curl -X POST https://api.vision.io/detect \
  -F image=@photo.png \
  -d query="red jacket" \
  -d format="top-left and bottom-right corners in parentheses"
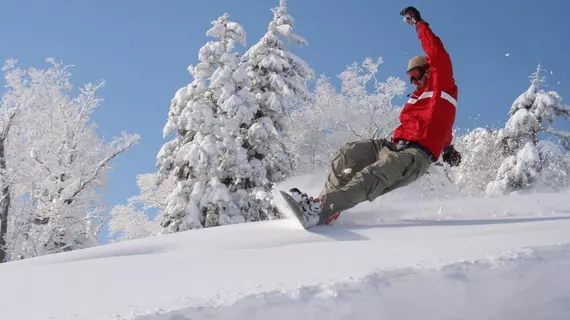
top-left (392, 20), bottom-right (458, 159)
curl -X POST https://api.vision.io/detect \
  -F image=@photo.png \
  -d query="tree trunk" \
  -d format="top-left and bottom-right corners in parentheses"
top-left (0, 138), bottom-right (10, 262)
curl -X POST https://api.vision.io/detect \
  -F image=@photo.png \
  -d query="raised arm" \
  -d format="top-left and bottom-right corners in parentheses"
top-left (416, 21), bottom-right (454, 90)
top-left (401, 7), bottom-right (455, 91)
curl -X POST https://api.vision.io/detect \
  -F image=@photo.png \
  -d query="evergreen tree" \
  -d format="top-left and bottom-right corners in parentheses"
top-left (486, 64), bottom-right (570, 195)
top-left (157, 14), bottom-right (279, 232)
top-left (241, 0), bottom-right (314, 182)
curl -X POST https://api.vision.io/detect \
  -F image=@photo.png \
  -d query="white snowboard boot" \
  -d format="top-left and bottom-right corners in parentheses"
top-left (288, 188), bottom-right (321, 228)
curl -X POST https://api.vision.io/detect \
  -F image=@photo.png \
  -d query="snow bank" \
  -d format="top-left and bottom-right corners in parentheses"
top-left (2, 171), bottom-right (570, 320)
top-left (1, 213), bottom-right (570, 320)
top-left (141, 244), bottom-right (570, 320)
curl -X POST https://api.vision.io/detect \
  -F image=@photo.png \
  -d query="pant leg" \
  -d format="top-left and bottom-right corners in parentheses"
top-left (318, 147), bottom-right (432, 222)
top-left (322, 140), bottom-right (381, 194)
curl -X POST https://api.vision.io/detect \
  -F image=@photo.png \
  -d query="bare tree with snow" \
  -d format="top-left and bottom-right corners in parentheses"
top-left (335, 57), bottom-right (404, 141)
top-left (108, 173), bottom-right (175, 241)
top-left (0, 62), bottom-right (22, 262)
top-left (0, 59), bottom-right (139, 261)
top-left (286, 57), bottom-right (405, 173)
top-left (486, 64), bottom-right (570, 196)
top-left (285, 76), bottom-right (339, 171)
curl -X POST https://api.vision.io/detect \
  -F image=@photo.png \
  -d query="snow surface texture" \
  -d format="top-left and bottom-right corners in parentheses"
top-left (2, 171), bottom-right (570, 319)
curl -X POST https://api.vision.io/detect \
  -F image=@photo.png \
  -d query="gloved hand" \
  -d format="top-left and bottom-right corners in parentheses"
top-left (381, 138), bottom-right (399, 152)
top-left (442, 145), bottom-right (461, 167)
top-left (400, 6), bottom-right (422, 26)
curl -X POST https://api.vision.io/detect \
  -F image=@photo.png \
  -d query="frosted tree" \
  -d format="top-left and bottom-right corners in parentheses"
top-left (108, 173), bottom-right (175, 241)
top-left (486, 64), bottom-right (570, 195)
top-left (412, 163), bottom-right (461, 199)
top-left (285, 57), bottom-right (405, 173)
top-left (285, 76), bottom-right (340, 171)
top-left (534, 140), bottom-right (570, 191)
top-left (451, 128), bottom-right (503, 195)
top-left (335, 57), bottom-right (404, 141)
top-left (0, 61), bottom-right (22, 262)
top-left (157, 14), bottom-right (279, 233)
top-left (241, 0), bottom-right (314, 181)
top-left (0, 59), bottom-right (139, 261)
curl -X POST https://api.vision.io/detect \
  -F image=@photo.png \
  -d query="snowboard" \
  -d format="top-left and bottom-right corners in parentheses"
top-left (278, 190), bottom-right (309, 229)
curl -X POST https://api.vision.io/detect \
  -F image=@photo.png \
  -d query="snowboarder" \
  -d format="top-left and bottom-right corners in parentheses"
top-left (286, 6), bottom-right (462, 228)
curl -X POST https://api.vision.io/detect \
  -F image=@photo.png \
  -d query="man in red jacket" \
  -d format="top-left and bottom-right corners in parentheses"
top-left (287, 7), bottom-right (461, 229)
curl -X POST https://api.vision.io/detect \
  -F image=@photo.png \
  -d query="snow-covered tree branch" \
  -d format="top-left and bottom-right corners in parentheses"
top-left (0, 62), bottom-right (23, 261)
top-left (108, 173), bottom-right (175, 241)
top-left (0, 58), bottom-right (140, 261)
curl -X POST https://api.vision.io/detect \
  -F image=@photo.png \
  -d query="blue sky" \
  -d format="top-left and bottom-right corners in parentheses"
top-left (1, 0), bottom-right (568, 242)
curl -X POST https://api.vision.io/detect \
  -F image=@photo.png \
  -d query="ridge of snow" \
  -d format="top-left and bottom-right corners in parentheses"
top-left (139, 243), bottom-right (570, 320)
top-left (1, 172), bottom-right (570, 319)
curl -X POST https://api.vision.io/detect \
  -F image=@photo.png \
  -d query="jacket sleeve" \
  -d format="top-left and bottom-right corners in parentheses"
top-left (443, 134), bottom-right (452, 148)
top-left (416, 20), bottom-right (454, 91)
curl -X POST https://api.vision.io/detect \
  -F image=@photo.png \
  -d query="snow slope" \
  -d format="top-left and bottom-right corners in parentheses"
top-left (2, 171), bottom-right (570, 320)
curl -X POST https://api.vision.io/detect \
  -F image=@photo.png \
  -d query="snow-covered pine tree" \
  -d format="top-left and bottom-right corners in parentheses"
top-left (241, 0), bottom-right (314, 181)
top-left (486, 64), bottom-right (570, 195)
top-left (157, 13), bottom-right (277, 233)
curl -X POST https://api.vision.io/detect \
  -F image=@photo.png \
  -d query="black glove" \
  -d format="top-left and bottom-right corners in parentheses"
top-left (400, 6), bottom-right (422, 26)
top-left (381, 139), bottom-right (398, 151)
top-left (442, 145), bottom-right (461, 167)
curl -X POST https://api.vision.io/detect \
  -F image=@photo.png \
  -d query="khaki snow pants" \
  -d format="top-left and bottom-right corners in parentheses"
top-left (318, 139), bottom-right (433, 222)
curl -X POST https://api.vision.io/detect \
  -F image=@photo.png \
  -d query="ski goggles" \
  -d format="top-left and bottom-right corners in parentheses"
top-left (407, 66), bottom-right (429, 83)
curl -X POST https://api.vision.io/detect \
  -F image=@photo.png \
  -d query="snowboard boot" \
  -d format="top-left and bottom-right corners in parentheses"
top-left (288, 188), bottom-right (321, 228)
top-left (289, 188), bottom-right (341, 227)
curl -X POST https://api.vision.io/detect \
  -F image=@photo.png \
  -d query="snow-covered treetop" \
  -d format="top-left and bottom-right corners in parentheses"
top-left (189, 13), bottom-right (247, 82)
top-left (162, 13), bottom-right (248, 139)
top-left (501, 64), bottom-right (570, 143)
top-left (241, 0), bottom-right (314, 119)
top-left (508, 64), bottom-right (569, 124)
top-left (508, 64), bottom-right (546, 116)
top-left (206, 13), bottom-right (246, 50)
top-left (268, 0), bottom-right (308, 46)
